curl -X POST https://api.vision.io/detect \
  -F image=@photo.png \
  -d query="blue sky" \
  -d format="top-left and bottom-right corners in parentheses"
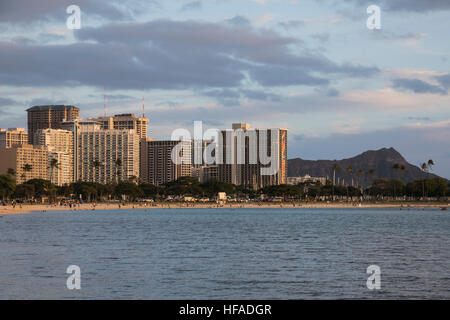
top-left (0, 0), bottom-right (449, 178)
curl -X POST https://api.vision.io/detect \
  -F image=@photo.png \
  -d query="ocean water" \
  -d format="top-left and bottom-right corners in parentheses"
top-left (0, 207), bottom-right (449, 299)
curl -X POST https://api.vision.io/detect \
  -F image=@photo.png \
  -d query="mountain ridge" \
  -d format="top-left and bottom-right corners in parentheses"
top-left (288, 147), bottom-right (445, 187)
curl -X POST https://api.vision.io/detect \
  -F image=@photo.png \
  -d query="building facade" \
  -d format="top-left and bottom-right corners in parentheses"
top-left (0, 128), bottom-right (28, 149)
top-left (89, 114), bottom-right (149, 139)
top-left (77, 128), bottom-right (140, 184)
top-left (217, 124), bottom-right (287, 189)
top-left (140, 140), bottom-right (192, 186)
top-left (287, 175), bottom-right (327, 185)
top-left (34, 129), bottom-right (74, 186)
top-left (61, 119), bottom-right (102, 181)
top-left (192, 165), bottom-right (219, 183)
top-left (0, 145), bottom-right (48, 184)
top-left (26, 105), bottom-right (79, 144)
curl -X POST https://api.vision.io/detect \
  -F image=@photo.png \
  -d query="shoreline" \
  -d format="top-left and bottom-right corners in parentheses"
top-left (0, 202), bottom-right (448, 215)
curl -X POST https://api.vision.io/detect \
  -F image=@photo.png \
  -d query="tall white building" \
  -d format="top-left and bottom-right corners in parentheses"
top-left (61, 119), bottom-right (140, 183)
top-left (34, 128), bottom-right (74, 186)
top-left (0, 128), bottom-right (28, 149)
top-left (89, 113), bottom-right (149, 139)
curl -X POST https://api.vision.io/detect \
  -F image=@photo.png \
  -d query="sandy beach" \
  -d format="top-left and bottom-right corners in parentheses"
top-left (0, 202), bottom-right (448, 215)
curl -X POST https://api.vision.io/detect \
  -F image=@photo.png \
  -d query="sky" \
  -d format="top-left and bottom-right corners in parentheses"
top-left (0, 0), bottom-right (449, 178)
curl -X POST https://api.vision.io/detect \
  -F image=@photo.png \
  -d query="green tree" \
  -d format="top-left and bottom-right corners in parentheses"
top-left (345, 165), bottom-right (354, 200)
top-left (200, 180), bottom-right (236, 198)
top-left (115, 158), bottom-right (122, 184)
top-left (262, 184), bottom-right (302, 200)
top-left (13, 183), bottom-right (35, 201)
top-left (139, 183), bottom-right (160, 199)
top-left (22, 163), bottom-right (32, 182)
top-left (92, 160), bottom-right (101, 183)
top-left (420, 159), bottom-right (435, 199)
top-left (164, 176), bottom-right (203, 197)
top-left (0, 174), bottom-right (16, 200)
top-left (25, 179), bottom-right (54, 199)
top-left (331, 163), bottom-right (340, 201)
top-left (7, 168), bottom-right (15, 177)
top-left (392, 164), bottom-right (401, 198)
top-left (49, 158), bottom-right (60, 184)
top-left (115, 181), bottom-right (143, 201)
top-left (357, 169), bottom-right (364, 188)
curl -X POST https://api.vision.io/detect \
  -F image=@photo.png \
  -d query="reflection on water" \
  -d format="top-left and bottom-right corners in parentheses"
top-left (0, 208), bottom-right (449, 299)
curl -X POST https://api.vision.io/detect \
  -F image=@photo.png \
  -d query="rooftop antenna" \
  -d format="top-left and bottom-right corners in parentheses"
top-left (142, 85), bottom-right (145, 118)
top-left (104, 86), bottom-right (106, 117)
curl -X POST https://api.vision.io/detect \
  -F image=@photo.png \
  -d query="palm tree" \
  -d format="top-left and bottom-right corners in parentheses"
top-left (357, 169), bottom-right (364, 187)
top-left (49, 158), bottom-right (60, 184)
top-left (346, 165), bottom-right (353, 200)
top-left (115, 158), bottom-right (122, 184)
top-left (427, 159), bottom-right (434, 171)
top-left (93, 160), bottom-right (101, 183)
top-left (367, 168), bottom-right (376, 198)
top-left (392, 163), bottom-right (401, 199)
top-left (128, 175), bottom-right (138, 184)
top-left (331, 163), bottom-right (340, 201)
top-left (420, 160), bottom-right (434, 199)
top-left (22, 163), bottom-right (32, 183)
top-left (420, 160), bottom-right (434, 198)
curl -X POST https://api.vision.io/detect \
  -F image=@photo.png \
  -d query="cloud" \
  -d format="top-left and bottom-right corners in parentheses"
top-left (180, 1), bottom-right (202, 11)
top-left (225, 15), bottom-right (251, 27)
top-left (203, 88), bottom-right (281, 106)
top-left (392, 78), bottom-right (447, 95)
top-left (277, 20), bottom-right (305, 30)
top-left (0, 19), bottom-right (379, 91)
top-left (369, 30), bottom-right (428, 41)
top-left (310, 33), bottom-right (330, 43)
top-left (337, 0), bottom-right (450, 12)
top-left (0, 0), bottom-right (155, 24)
top-left (434, 73), bottom-right (450, 89)
top-left (405, 116), bottom-right (432, 122)
top-left (0, 97), bottom-right (20, 107)
top-left (203, 89), bottom-right (241, 107)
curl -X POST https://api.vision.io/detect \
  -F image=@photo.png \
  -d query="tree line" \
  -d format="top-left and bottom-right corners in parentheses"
top-left (0, 160), bottom-right (448, 202)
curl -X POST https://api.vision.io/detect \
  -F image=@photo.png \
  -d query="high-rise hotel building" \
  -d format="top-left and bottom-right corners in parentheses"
top-left (34, 129), bottom-right (74, 186)
top-left (62, 120), bottom-right (140, 183)
top-left (26, 105), bottom-right (80, 144)
top-left (89, 114), bottom-right (149, 139)
top-left (217, 123), bottom-right (287, 189)
top-left (140, 139), bottom-right (192, 186)
top-left (0, 128), bottom-right (28, 149)
top-left (0, 144), bottom-right (49, 184)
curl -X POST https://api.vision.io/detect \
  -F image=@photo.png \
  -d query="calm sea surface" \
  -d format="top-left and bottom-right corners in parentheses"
top-left (0, 207), bottom-right (449, 299)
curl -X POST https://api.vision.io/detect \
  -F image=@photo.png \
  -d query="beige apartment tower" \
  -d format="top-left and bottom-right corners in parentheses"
top-left (0, 128), bottom-right (28, 149)
top-left (140, 140), bottom-right (192, 186)
top-left (34, 129), bottom-right (74, 186)
top-left (26, 105), bottom-right (80, 144)
top-left (77, 128), bottom-right (140, 184)
top-left (0, 144), bottom-right (49, 184)
top-left (90, 114), bottom-right (149, 139)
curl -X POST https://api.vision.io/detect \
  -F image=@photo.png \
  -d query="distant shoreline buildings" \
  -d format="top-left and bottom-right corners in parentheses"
top-left (0, 104), bottom-right (288, 189)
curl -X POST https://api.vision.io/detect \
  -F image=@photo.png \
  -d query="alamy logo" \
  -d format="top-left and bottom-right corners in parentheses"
top-left (366, 5), bottom-right (381, 30)
top-left (66, 5), bottom-right (81, 30)
top-left (66, 265), bottom-right (81, 290)
top-left (366, 265), bottom-right (381, 290)
top-left (170, 121), bottom-right (282, 176)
